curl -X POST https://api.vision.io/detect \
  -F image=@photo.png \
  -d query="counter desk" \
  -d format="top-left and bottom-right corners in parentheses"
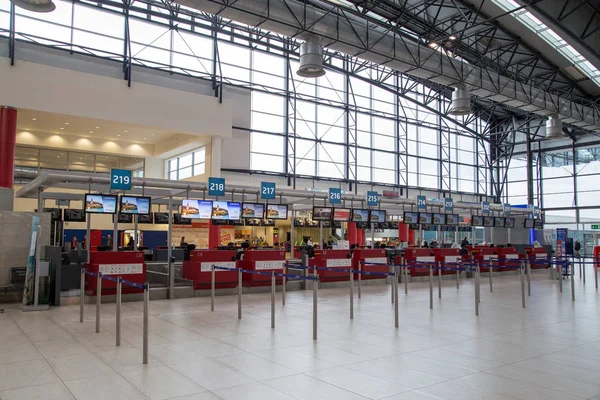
top-left (182, 250), bottom-right (238, 290)
top-left (85, 251), bottom-right (146, 296)
top-left (239, 249), bottom-right (286, 287)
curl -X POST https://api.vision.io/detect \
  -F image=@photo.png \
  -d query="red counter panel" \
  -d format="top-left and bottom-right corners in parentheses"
top-left (353, 249), bottom-right (389, 280)
top-left (525, 247), bottom-right (549, 269)
top-left (183, 250), bottom-right (238, 290)
top-left (310, 249), bottom-right (352, 282)
top-left (85, 251), bottom-right (146, 296)
top-left (240, 249), bottom-right (286, 286)
top-left (404, 248), bottom-right (436, 276)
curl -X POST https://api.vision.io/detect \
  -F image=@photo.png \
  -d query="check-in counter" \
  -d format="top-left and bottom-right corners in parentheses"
top-left (402, 248), bottom-right (436, 277)
top-left (525, 247), bottom-right (549, 269)
top-left (154, 247), bottom-right (185, 262)
top-left (239, 249), bottom-right (286, 286)
top-left (433, 248), bottom-right (461, 275)
top-left (474, 248), bottom-right (502, 272)
top-left (353, 248), bottom-right (388, 280)
top-left (499, 247), bottom-right (523, 270)
top-left (85, 251), bottom-right (146, 296)
top-left (310, 249), bottom-right (352, 282)
top-left (182, 250), bottom-right (238, 290)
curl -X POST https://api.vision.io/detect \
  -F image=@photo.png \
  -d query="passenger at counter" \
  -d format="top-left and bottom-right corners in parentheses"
top-left (306, 237), bottom-right (313, 246)
top-left (533, 240), bottom-right (542, 248)
top-left (180, 237), bottom-right (187, 247)
top-left (71, 236), bottom-right (78, 250)
top-left (461, 237), bottom-right (469, 247)
top-left (82, 235), bottom-right (87, 250)
top-left (422, 241), bottom-right (429, 248)
top-left (106, 234), bottom-right (113, 249)
top-left (430, 240), bottom-right (438, 248)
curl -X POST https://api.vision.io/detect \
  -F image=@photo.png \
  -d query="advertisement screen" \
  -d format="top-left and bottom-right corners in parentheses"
top-left (432, 213), bottom-right (446, 225)
top-left (43, 208), bottom-right (62, 221)
top-left (266, 204), bottom-right (288, 220)
top-left (138, 213), bottom-right (154, 224)
top-left (351, 209), bottom-right (370, 222)
top-left (471, 215), bottom-right (484, 226)
top-left (483, 216), bottom-right (494, 227)
top-left (120, 196), bottom-right (151, 215)
top-left (181, 199), bottom-right (213, 219)
top-left (154, 212), bottom-right (169, 224)
top-left (504, 218), bottom-right (515, 228)
top-left (312, 207), bottom-right (333, 221)
top-left (403, 211), bottom-right (419, 224)
top-left (445, 214), bottom-right (459, 225)
top-left (534, 219), bottom-right (543, 229)
top-left (173, 213), bottom-right (192, 225)
top-left (418, 213), bottom-right (432, 224)
top-left (369, 210), bottom-right (386, 222)
top-left (494, 217), bottom-right (505, 227)
top-left (116, 213), bottom-right (133, 223)
top-left (333, 208), bottom-right (351, 221)
top-left (212, 201), bottom-right (242, 220)
top-left (85, 194), bottom-right (117, 214)
top-left (241, 203), bottom-right (265, 219)
top-left (63, 209), bottom-right (86, 222)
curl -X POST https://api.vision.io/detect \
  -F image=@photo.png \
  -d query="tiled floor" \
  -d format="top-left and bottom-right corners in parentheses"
top-left (1, 268), bottom-right (600, 400)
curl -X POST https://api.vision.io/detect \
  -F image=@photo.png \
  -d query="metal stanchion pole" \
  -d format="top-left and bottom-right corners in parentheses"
top-left (116, 277), bottom-right (122, 347)
top-left (271, 271), bottom-right (276, 329)
top-left (394, 271), bottom-right (399, 328)
top-left (489, 260), bottom-right (493, 293)
top-left (390, 264), bottom-right (394, 304)
top-left (520, 263), bottom-right (526, 309)
top-left (456, 266), bottom-right (460, 290)
top-left (474, 268), bottom-right (479, 316)
top-left (313, 276), bottom-right (318, 340)
top-left (96, 273), bottom-right (102, 334)
top-left (527, 260), bottom-right (531, 297)
top-left (210, 265), bottom-right (215, 312)
top-left (571, 260), bottom-right (575, 302)
top-left (143, 283), bottom-right (149, 365)
top-left (80, 268), bottom-right (85, 323)
top-left (579, 258), bottom-right (582, 279)
top-left (358, 263), bottom-right (362, 299)
top-left (582, 258), bottom-right (586, 285)
top-left (350, 268), bottom-right (354, 319)
top-left (595, 258), bottom-right (598, 290)
top-left (404, 266), bottom-right (408, 295)
top-left (558, 261), bottom-right (563, 292)
top-left (282, 264), bottom-right (286, 306)
top-left (476, 264), bottom-right (481, 304)
top-left (438, 262), bottom-right (442, 299)
top-left (237, 269), bottom-right (242, 320)
top-left (429, 265), bottom-right (433, 310)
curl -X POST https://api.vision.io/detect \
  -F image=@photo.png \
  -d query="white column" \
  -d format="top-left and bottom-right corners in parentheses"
top-left (211, 137), bottom-right (222, 177)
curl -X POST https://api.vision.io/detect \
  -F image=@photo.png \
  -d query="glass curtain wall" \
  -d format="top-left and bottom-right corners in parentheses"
top-left (1, 0), bottom-right (492, 195)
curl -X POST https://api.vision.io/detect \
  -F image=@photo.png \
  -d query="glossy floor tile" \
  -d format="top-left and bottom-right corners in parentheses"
top-left (0, 271), bottom-right (600, 399)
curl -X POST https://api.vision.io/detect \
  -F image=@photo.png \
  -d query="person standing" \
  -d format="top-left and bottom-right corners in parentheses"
top-left (574, 240), bottom-right (581, 257)
top-left (106, 234), bottom-right (113, 249)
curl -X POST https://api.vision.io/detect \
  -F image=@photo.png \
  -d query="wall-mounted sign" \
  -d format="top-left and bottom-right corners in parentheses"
top-left (329, 188), bottom-right (341, 204)
top-left (261, 182), bottom-right (276, 200)
top-left (110, 169), bottom-right (132, 191)
top-left (503, 203), bottom-right (511, 216)
top-left (444, 197), bottom-right (453, 213)
top-left (208, 177), bottom-right (225, 197)
top-left (417, 195), bottom-right (427, 210)
top-left (481, 201), bottom-right (490, 215)
top-left (366, 191), bottom-right (378, 207)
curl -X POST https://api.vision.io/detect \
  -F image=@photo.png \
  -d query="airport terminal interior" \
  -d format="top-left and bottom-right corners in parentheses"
top-left (1, 0), bottom-right (600, 398)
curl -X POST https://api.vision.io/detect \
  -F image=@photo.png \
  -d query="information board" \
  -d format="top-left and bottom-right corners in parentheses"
top-left (110, 168), bottom-right (132, 191)
top-left (208, 177), bottom-right (225, 197)
top-left (329, 188), bottom-right (341, 204)
top-left (261, 182), bottom-right (276, 199)
top-left (366, 191), bottom-right (378, 207)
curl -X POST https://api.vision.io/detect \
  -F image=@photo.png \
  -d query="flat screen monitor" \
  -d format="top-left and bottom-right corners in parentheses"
top-left (504, 217), bottom-right (515, 228)
top-left (246, 218), bottom-right (261, 226)
top-left (262, 219), bottom-right (275, 226)
top-left (333, 208), bottom-right (351, 222)
top-left (369, 210), bottom-right (386, 223)
top-left (242, 203), bottom-right (265, 219)
top-left (409, 223), bottom-right (419, 230)
top-left (173, 213), bottom-right (191, 225)
top-left (390, 221), bottom-right (399, 229)
top-left (432, 213), bottom-right (446, 225)
top-left (120, 196), bottom-right (151, 215)
top-left (181, 199), bottom-right (213, 219)
top-left (494, 217), bottom-right (505, 227)
top-left (266, 204), bottom-right (288, 219)
top-left (483, 216), bottom-right (494, 227)
top-left (154, 212), bottom-right (169, 224)
top-left (403, 211), bottom-right (419, 224)
top-left (138, 213), bottom-right (154, 224)
top-left (43, 208), bottom-right (62, 221)
top-left (63, 209), bottom-right (86, 222)
top-left (418, 212), bottom-right (432, 225)
top-left (445, 214), bottom-right (459, 225)
top-left (352, 209), bottom-right (370, 222)
top-left (524, 218), bottom-right (534, 228)
top-left (312, 207), bottom-right (333, 221)
top-left (356, 221), bottom-right (369, 229)
top-left (212, 201), bottom-right (242, 220)
top-left (116, 213), bottom-right (133, 223)
top-left (534, 219), bottom-right (543, 229)
top-left (85, 194), bottom-right (117, 214)
top-left (471, 215), bottom-right (484, 226)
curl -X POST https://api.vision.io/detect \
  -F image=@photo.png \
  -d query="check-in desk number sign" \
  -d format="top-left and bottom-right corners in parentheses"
top-left (99, 263), bottom-right (143, 275)
top-left (255, 261), bottom-right (284, 270)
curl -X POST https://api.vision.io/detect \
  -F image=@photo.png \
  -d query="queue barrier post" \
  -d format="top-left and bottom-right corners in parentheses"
top-left (581, 258), bottom-right (586, 285)
top-left (429, 264), bottom-right (433, 310)
top-left (358, 263), bottom-right (362, 300)
top-left (557, 260), bottom-right (563, 293)
top-left (476, 263), bottom-right (481, 304)
top-left (438, 262), bottom-right (442, 299)
top-left (80, 268), bottom-right (85, 323)
top-left (456, 265), bottom-right (460, 290)
top-left (527, 260), bottom-right (531, 297)
top-left (474, 265), bottom-right (479, 316)
top-left (489, 260), bottom-right (494, 293)
top-left (404, 266), bottom-right (408, 295)
top-left (116, 276), bottom-right (122, 347)
top-left (571, 259), bottom-right (575, 302)
top-left (238, 268), bottom-right (242, 320)
top-left (313, 274), bottom-right (318, 340)
top-left (210, 265), bottom-right (215, 312)
top-left (349, 268), bottom-right (354, 320)
top-left (271, 271), bottom-right (275, 329)
top-left (394, 269), bottom-right (399, 328)
top-left (595, 259), bottom-right (598, 290)
top-left (282, 264), bottom-right (286, 306)
top-left (143, 282), bottom-right (149, 365)
top-left (96, 273), bottom-right (102, 334)
top-left (520, 261), bottom-right (526, 309)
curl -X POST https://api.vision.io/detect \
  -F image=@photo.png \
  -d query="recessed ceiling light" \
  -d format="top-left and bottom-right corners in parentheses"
top-left (60, 127), bottom-right (64, 130)
top-left (143, 137), bottom-right (147, 140)
top-left (428, 42), bottom-right (438, 48)
top-left (95, 126), bottom-right (100, 129)
top-left (65, 122), bottom-right (69, 125)
top-left (32, 118), bottom-right (36, 121)
top-left (89, 131), bottom-right (93, 133)
top-left (449, 35), bottom-right (456, 40)
top-left (124, 130), bottom-right (128, 133)
top-left (117, 134), bottom-right (121, 137)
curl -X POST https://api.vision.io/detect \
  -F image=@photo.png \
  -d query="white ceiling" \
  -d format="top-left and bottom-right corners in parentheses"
top-left (17, 108), bottom-right (177, 145)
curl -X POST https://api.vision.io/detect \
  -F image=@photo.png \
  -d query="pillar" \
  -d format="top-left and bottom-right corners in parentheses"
top-left (347, 222), bottom-right (357, 246)
top-left (208, 220), bottom-right (220, 249)
top-left (0, 106), bottom-right (17, 211)
top-left (357, 228), bottom-right (365, 247)
top-left (398, 222), bottom-right (409, 242)
top-left (210, 137), bottom-right (222, 177)
top-left (408, 228), bottom-right (415, 246)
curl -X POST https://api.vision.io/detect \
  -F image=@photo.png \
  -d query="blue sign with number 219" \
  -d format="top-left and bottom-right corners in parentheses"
top-left (110, 168), bottom-right (131, 190)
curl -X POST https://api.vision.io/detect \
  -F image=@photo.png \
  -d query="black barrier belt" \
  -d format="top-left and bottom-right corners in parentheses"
top-left (83, 269), bottom-right (147, 289)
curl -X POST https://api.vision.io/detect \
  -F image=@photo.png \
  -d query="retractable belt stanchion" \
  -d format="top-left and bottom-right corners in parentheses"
top-left (210, 265), bottom-right (215, 312)
top-left (238, 269), bottom-right (242, 320)
top-left (571, 259), bottom-right (575, 302)
top-left (429, 264), bottom-right (433, 310)
top-left (80, 267), bottom-right (85, 323)
top-left (350, 268), bottom-right (354, 319)
top-left (394, 269), bottom-right (399, 328)
top-left (474, 265), bottom-right (479, 316)
top-left (390, 264), bottom-right (394, 303)
top-left (527, 260), bottom-right (531, 297)
top-left (582, 258), bottom-right (586, 285)
top-left (271, 271), bottom-right (275, 329)
top-left (595, 258), bottom-right (598, 290)
top-left (456, 266), bottom-right (460, 289)
top-left (143, 282), bottom-right (149, 365)
top-left (404, 265), bottom-right (408, 295)
top-left (476, 263), bottom-right (481, 304)
top-left (358, 263), bottom-right (362, 300)
top-left (313, 273), bottom-right (318, 340)
top-left (116, 277), bottom-right (122, 347)
top-left (96, 273), bottom-right (102, 333)
top-left (557, 260), bottom-right (563, 293)
top-left (438, 262), bottom-right (442, 299)
top-left (520, 261), bottom-right (526, 309)
top-left (282, 264), bottom-right (286, 306)
top-left (489, 260), bottom-right (493, 293)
